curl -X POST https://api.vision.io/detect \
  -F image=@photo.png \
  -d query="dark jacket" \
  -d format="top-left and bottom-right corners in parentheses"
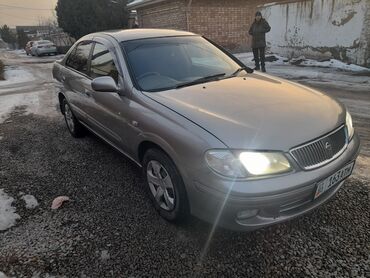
top-left (248, 18), bottom-right (271, 48)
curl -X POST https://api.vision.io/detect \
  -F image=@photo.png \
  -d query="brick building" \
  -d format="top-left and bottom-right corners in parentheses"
top-left (128, 0), bottom-right (265, 52)
top-left (128, 0), bottom-right (370, 67)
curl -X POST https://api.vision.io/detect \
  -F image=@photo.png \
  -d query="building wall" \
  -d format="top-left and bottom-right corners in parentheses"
top-left (189, 0), bottom-right (295, 52)
top-left (135, 0), bottom-right (282, 52)
top-left (134, 0), bottom-right (370, 66)
top-left (136, 0), bottom-right (187, 30)
top-left (360, 1), bottom-right (370, 66)
top-left (188, 0), bottom-right (250, 52)
top-left (259, 0), bottom-right (370, 66)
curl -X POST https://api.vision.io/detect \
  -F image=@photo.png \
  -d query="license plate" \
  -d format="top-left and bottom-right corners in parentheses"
top-left (314, 162), bottom-right (354, 199)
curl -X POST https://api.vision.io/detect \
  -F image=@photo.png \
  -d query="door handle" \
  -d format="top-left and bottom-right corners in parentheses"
top-left (61, 76), bottom-right (66, 82)
top-left (84, 90), bottom-right (92, 97)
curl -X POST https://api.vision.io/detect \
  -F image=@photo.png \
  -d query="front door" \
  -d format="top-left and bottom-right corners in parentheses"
top-left (85, 40), bottom-right (131, 152)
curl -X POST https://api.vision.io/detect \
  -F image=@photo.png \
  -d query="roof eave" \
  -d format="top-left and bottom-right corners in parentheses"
top-left (127, 0), bottom-right (167, 9)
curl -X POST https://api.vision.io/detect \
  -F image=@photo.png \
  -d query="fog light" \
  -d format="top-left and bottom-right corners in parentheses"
top-left (237, 209), bottom-right (259, 220)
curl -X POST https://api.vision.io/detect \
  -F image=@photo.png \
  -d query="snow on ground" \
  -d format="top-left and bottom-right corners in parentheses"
top-left (298, 58), bottom-right (369, 72)
top-left (0, 66), bottom-right (35, 86)
top-left (0, 63), bottom-right (58, 123)
top-left (21, 194), bottom-right (39, 209)
top-left (0, 189), bottom-right (20, 231)
top-left (234, 52), bottom-right (370, 72)
top-left (235, 52), bottom-right (370, 91)
top-left (8, 49), bottom-right (65, 62)
top-left (12, 49), bottom-right (26, 56)
top-left (0, 93), bottom-right (39, 123)
top-left (0, 89), bottom-right (58, 124)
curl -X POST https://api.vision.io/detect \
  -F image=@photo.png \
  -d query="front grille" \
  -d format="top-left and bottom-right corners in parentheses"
top-left (290, 126), bottom-right (347, 170)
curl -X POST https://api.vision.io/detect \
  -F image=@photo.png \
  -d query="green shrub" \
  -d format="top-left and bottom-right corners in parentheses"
top-left (0, 60), bottom-right (4, 80)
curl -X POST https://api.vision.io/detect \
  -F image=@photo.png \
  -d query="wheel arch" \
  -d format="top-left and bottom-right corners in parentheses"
top-left (138, 140), bottom-right (169, 164)
top-left (137, 137), bottom-right (187, 179)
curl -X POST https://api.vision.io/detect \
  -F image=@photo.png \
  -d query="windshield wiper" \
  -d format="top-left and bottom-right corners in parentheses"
top-left (230, 66), bottom-right (254, 77)
top-left (175, 73), bottom-right (226, 89)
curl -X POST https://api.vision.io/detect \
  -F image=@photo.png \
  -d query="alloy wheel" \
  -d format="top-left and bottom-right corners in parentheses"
top-left (64, 103), bottom-right (75, 133)
top-left (147, 160), bottom-right (175, 211)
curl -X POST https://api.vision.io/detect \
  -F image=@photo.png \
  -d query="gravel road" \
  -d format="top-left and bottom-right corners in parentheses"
top-left (0, 50), bottom-right (369, 277)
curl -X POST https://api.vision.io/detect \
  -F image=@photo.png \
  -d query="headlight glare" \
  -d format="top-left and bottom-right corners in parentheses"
top-left (205, 150), bottom-right (247, 178)
top-left (346, 111), bottom-right (354, 139)
top-left (239, 152), bottom-right (291, 176)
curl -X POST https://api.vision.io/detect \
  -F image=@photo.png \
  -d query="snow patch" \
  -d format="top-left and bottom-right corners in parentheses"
top-left (0, 89), bottom-right (57, 124)
top-left (234, 52), bottom-right (370, 72)
top-left (0, 189), bottom-right (20, 231)
top-left (21, 194), bottom-right (39, 209)
top-left (353, 155), bottom-right (370, 183)
top-left (298, 59), bottom-right (369, 72)
top-left (0, 271), bottom-right (9, 278)
top-left (0, 66), bottom-right (35, 86)
top-left (234, 52), bottom-right (370, 91)
top-left (0, 93), bottom-right (37, 123)
top-left (11, 49), bottom-right (26, 55)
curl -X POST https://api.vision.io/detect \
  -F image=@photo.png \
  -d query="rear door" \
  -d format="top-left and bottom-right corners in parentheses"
top-left (63, 40), bottom-right (94, 122)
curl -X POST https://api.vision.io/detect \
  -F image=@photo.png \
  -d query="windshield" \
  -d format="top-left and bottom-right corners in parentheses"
top-left (121, 36), bottom-right (243, 92)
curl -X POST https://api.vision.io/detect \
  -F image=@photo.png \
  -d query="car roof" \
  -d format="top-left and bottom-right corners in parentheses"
top-left (91, 29), bottom-right (197, 42)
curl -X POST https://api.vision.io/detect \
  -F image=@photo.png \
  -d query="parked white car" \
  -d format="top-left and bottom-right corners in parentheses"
top-left (31, 40), bottom-right (58, 56)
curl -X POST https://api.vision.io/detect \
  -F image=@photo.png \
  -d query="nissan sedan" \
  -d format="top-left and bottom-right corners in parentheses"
top-left (52, 29), bottom-right (360, 231)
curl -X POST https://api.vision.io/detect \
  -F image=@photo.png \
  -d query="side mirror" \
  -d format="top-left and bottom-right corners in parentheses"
top-left (91, 76), bottom-right (118, 92)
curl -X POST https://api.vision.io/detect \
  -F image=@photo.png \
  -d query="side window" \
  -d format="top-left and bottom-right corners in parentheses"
top-left (66, 41), bottom-right (93, 75)
top-left (90, 43), bottom-right (119, 83)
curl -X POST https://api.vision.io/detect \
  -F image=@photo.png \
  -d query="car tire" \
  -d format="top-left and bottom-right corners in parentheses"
top-left (143, 148), bottom-right (189, 222)
top-left (62, 99), bottom-right (86, 138)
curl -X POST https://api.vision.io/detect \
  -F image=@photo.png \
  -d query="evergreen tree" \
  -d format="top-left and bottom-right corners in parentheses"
top-left (17, 29), bottom-right (29, 49)
top-left (0, 25), bottom-right (16, 47)
top-left (56, 0), bottom-right (129, 39)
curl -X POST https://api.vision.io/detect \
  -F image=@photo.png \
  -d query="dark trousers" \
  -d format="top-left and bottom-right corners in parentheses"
top-left (252, 47), bottom-right (265, 68)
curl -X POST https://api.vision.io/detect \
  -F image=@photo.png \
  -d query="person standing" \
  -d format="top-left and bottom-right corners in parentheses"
top-left (248, 11), bottom-right (271, 72)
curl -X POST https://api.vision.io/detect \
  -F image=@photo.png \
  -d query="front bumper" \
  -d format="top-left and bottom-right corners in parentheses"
top-left (188, 134), bottom-right (360, 231)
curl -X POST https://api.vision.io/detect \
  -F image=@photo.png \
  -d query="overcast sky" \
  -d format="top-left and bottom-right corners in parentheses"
top-left (0, 0), bottom-right (58, 27)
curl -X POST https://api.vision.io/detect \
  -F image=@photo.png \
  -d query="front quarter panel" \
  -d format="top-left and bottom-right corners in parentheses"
top-left (127, 88), bottom-right (226, 187)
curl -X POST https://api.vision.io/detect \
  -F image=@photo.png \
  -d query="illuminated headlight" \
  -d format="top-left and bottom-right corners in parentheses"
top-left (239, 152), bottom-right (291, 176)
top-left (205, 150), bottom-right (247, 178)
top-left (346, 111), bottom-right (354, 139)
top-left (205, 150), bottom-right (291, 178)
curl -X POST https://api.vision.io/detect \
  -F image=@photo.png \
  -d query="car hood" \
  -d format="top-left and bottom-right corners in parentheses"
top-left (143, 73), bottom-right (345, 151)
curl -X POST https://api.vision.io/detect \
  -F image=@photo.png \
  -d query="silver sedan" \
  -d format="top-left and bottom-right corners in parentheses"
top-left (52, 29), bottom-right (360, 231)
top-left (31, 40), bottom-right (58, 56)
